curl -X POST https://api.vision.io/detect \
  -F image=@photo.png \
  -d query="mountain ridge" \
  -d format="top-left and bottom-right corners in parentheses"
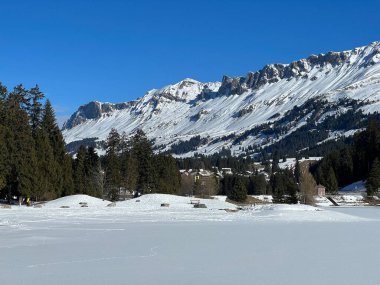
top-left (63, 41), bottom-right (380, 157)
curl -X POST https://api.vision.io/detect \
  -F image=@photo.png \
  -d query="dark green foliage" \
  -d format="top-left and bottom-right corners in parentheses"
top-left (176, 147), bottom-right (254, 173)
top-left (100, 129), bottom-right (182, 197)
top-left (271, 173), bottom-right (286, 203)
top-left (104, 129), bottom-right (122, 201)
top-left (312, 119), bottom-right (380, 192)
top-left (27, 85), bottom-right (45, 135)
top-left (153, 154), bottom-right (181, 194)
top-left (34, 128), bottom-right (58, 200)
top-left (227, 175), bottom-right (247, 202)
top-left (270, 169), bottom-right (299, 204)
top-left (170, 136), bottom-right (208, 155)
top-left (0, 83), bottom-right (76, 202)
top-left (248, 174), bottom-right (267, 195)
top-left (325, 167), bottom-right (338, 194)
top-left (4, 88), bottom-right (38, 199)
top-left (285, 178), bottom-right (299, 204)
top-left (73, 145), bottom-right (87, 195)
top-left (366, 158), bottom-right (380, 196)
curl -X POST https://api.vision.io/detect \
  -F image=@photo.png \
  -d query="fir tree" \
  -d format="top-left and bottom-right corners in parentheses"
top-left (73, 145), bottom-right (87, 194)
top-left (153, 154), bottom-right (181, 194)
top-left (4, 88), bottom-right (37, 200)
top-left (131, 129), bottom-right (154, 194)
top-left (42, 100), bottom-right (72, 196)
top-left (366, 158), bottom-right (380, 197)
top-left (104, 129), bottom-right (121, 201)
top-left (34, 128), bottom-right (57, 200)
top-left (84, 147), bottom-right (102, 197)
top-left (325, 167), bottom-right (338, 194)
top-left (26, 85), bottom-right (45, 136)
top-left (228, 175), bottom-right (247, 202)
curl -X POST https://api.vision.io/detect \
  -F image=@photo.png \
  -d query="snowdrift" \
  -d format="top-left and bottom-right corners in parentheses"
top-left (44, 194), bottom-right (110, 208)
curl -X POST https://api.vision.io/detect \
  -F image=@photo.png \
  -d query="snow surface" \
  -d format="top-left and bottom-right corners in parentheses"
top-left (1, 194), bottom-right (379, 285)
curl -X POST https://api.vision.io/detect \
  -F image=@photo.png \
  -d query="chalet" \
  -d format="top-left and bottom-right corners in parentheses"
top-left (315, 184), bottom-right (326, 196)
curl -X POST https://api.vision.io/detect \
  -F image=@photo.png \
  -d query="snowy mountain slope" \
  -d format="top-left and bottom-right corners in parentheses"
top-left (63, 42), bottom-right (380, 156)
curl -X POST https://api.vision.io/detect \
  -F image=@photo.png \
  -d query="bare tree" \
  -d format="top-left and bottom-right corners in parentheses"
top-left (299, 162), bottom-right (316, 205)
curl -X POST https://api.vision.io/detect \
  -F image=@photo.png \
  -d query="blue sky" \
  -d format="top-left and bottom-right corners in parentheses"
top-left (0, 0), bottom-right (379, 125)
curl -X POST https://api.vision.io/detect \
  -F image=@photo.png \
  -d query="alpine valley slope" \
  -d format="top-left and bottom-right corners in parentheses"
top-left (63, 42), bottom-right (380, 157)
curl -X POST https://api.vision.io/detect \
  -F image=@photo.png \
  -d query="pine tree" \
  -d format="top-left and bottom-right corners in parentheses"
top-left (4, 88), bottom-right (38, 200)
top-left (271, 172), bottom-right (286, 203)
top-left (73, 145), bottom-right (87, 194)
top-left (325, 167), bottom-right (338, 194)
top-left (131, 129), bottom-right (154, 194)
top-left (84, 147), bottom-right (102, 197)
top-left (26, 85), bottom-right (45, 136)
top-left (366, 158), bottom-right (380, 197)
top-left (104, 129), bottom-right (121, 201)
top-left (41, 100), bottom-right (71, 197)
top-left (34, 128), bottom-right (57, 200)
top-left (228, 175), bottom-right (247, 202)
top-left (153, 154), bottom-right (181, 194)
top-left (286, 179), bottom-right (299, 204)
top-left (271, 151), bottom-right (280, 173)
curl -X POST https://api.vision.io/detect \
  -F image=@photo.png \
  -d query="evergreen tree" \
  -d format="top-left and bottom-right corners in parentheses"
top-left (84, 147), bottom-right (102, 197)
top-left (153, 154), bottom-right (181, 194)
top-left (271, 172), bottom-right (286, 203)
top-left (228, 175), bottom-right (247, 202)
top-left (104, 129), bottom-right (121, 201)
top-left (325, 167), bottom-right (338, 194)
top-left (73, 145), bottom-right (87, 194)
top-left (34, 128), bottom-right (58, 200)
top-left (131, 129), bottom-right (154, 194)
top-left (250, 174), bottom-right (267, 195)
top-left (366, 158), bottom-right (380, 197)
top-left (4, 88), bottom-right (37, 200)
top-left (26, 85), bottom-right (45, 136)
top-left (286, 179), bottom-right (299, 204)
top-left (271, 151), bottom-right (280, 173)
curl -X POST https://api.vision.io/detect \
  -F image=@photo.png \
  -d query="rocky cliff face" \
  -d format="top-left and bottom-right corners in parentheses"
top-left (63, 101), bottom-right (134, 129)
top-left (217, 43), bottom-right (380, 95)
top-left (63, 42), bottom-right (380, 157)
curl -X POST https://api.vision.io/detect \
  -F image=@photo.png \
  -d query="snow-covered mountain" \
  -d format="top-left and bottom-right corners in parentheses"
top-left (63, 42), bottom-right (380, 157)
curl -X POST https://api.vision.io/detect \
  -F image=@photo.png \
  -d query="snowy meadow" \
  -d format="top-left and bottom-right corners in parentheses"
top-left (1, 195), bottom-right (379, 285)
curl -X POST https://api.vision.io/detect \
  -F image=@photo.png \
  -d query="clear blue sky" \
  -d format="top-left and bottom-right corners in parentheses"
top-left (0, 0), bottom-right (379, 125)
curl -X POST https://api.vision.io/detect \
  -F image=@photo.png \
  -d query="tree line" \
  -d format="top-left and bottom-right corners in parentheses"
top-left (0, 83), bottom-right (182, 203)
top-left (102, 128), bottom-right (181, 200)
top-left (311, 120), bottom-right (380, 196)
top-left (0, 83), bottom-right (74, 201)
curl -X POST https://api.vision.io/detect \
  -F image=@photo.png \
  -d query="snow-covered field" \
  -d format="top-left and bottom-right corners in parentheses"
top-left (1, 194), bottom-right (379, 285)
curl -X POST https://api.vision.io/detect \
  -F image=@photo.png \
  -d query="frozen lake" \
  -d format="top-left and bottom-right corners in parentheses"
top-left (1, 196), bottom-right (379, 285)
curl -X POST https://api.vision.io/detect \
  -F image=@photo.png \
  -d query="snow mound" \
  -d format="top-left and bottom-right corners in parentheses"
top-left (44, 195), bottom-right (110, 208)
top-left (242, 203), bottom-right (367, 222)
top-left (253, 204), bottom-right (322, 211)
top-left (117, 194), bottom-right (237, 210)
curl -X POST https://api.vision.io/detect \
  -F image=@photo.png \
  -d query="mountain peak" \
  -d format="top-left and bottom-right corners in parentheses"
top-left (63, 41), bottom-right (380, 157)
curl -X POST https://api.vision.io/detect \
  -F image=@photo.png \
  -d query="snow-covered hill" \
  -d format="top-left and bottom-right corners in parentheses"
top-left (63, 42), bottom-right (380, 156)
